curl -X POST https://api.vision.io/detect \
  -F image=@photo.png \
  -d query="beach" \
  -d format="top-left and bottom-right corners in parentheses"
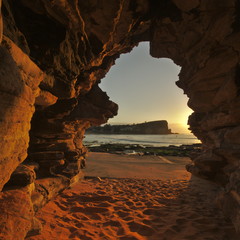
top-left (26, 152), bottom-right (238, 240)
top-left (83, 133), bottom-right (201, 147)
top-left (85, 152), bottom-right (192, 180)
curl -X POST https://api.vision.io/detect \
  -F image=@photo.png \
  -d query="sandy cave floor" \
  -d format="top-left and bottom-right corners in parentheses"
top-left (26, 153), bottom-right (239, 240)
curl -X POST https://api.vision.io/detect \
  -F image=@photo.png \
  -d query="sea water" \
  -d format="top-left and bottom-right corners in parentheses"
top-left (83, 134), bottom-right (201, 147)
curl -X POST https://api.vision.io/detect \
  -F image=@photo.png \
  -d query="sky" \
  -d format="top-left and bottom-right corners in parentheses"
top-left (99, 42), bottom-right (193, 133)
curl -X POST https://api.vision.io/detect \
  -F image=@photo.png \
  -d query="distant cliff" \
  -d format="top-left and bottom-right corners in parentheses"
top-left (86, 121), bottom-right (172, 134)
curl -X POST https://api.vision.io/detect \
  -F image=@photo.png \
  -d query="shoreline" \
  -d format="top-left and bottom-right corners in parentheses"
top-left (85, 143), bottom-right (202, 157)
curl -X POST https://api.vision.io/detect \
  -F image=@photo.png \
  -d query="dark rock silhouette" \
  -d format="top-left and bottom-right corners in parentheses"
top-left (86, 120), bottom-right (172, 134)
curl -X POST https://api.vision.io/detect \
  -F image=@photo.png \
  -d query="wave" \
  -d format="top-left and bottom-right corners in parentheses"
top-left (84, 134), bottom-right (201, 147)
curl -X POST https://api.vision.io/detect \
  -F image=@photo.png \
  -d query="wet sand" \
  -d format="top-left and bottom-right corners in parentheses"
top-left (27, 153), bottom-right (238, 240)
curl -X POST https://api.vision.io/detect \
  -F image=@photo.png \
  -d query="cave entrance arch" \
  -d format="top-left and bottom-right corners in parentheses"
top-left (99, 42), bottom-right (190, 133)
top-left (84, 42), bottom-right (201, 180)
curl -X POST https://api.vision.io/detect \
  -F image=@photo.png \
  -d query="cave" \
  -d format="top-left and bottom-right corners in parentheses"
top-left (1, 0), bottom-right (240, 239)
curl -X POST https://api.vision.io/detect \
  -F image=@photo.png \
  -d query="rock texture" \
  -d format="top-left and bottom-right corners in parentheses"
top-left (0, 0), bottom-right (240, 238)
top-left (0, 188), bottom-right (35, 240)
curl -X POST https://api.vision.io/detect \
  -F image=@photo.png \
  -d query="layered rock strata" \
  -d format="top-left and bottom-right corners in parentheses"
top-left (0, 0), bottom-right (240, 238)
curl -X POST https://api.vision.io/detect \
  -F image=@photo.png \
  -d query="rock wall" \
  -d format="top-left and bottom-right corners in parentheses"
top-left (0, 0), bottom-right (240, 238)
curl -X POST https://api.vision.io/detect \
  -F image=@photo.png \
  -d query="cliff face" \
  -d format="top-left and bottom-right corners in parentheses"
top-left (1, 0), bottom-right (240, 238)
top-left (86, 120), bottom-right (172, 134)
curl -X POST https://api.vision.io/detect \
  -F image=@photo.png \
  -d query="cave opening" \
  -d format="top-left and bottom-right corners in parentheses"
top-left (83, 42), bottom-right (201, 180)
top-left (99, 42), bottom-right (191, 133)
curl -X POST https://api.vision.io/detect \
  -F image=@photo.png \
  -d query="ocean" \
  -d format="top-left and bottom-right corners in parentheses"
top-left (83, 134), bottom-right (201, 147)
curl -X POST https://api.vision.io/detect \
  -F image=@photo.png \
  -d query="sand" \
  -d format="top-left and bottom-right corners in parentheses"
top-left (84, 152), bottom-right (192, 180)
top-left (26, 153), bottom-right (239, 240)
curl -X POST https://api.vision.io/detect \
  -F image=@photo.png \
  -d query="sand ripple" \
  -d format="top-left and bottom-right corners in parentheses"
top-left (27, 177), bottom-right (238, 240)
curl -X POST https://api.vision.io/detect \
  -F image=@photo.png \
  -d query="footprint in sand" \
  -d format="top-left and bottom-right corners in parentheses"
top-left (134, 201), bottom-right (145, 207)
top-left (124, 216), bottom-right (134, 221)
top-left (60, 216), bottom-right (72, 222)
top-left (125, 200), bottom-right (135, 207)
top-left (103, 220), bottom-right (122, 227)
top-left (54, 201), bottom-right (68, 211)
top-left (72, 212), bottom-right (89, 220)
top-left (71, 206), bottom-right (108, 221)
top-left (71, 206), bottom-right (109, 214)
top-left (95, 202), bottom-right (112, 207)
top-left (74, 222), bottom-right (84, 228)
top-left (128, 221), bottom-right (155, 236)
top-left (49, 223), bottom-right (55, 229)
top-left (68, 226), bottom-right (81, 233)
top-left (117, 210), bottom-right (130, 218)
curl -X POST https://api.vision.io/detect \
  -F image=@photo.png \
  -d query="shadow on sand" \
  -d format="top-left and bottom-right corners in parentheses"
top-left (27, 174), bottom-right (239, 240)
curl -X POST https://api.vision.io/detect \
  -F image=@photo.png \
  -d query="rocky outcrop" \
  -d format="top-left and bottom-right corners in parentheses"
top-left (0, 36), bottom-right (43, 191)
top-left (1, 0), bottom-right (240, 238)
top-left (86, 120), bottom-right (172, 134)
